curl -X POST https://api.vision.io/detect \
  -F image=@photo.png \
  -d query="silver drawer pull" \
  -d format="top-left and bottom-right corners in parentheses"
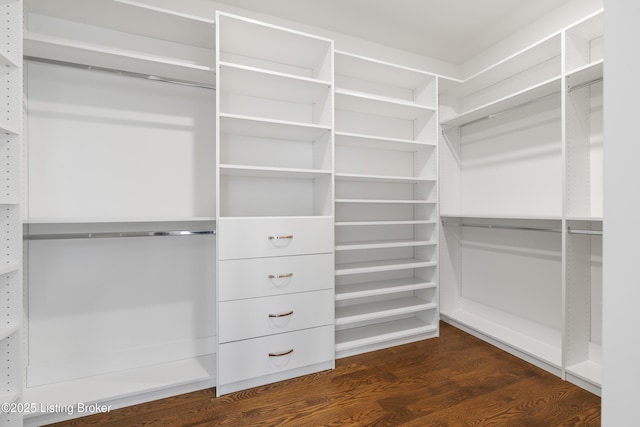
top-left (268, 310), bottom-right (294, 318)
top-left (268, 234), bottom-right (294, 240)
top-left (268, 273), bottom-right (293, 280)
top-left (269, 349), bottom-right (294, 357)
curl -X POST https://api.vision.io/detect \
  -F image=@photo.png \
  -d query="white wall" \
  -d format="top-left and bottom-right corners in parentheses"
top-left (603, 1), bottom-right (640, 425)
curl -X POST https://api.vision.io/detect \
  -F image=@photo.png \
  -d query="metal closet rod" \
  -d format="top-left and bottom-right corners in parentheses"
top-left (24, 56), bottom-right (216, 91)
top-left (25, 230), bottom-right (216, 241)
top-left (442, 222), bottom-right (561, 233)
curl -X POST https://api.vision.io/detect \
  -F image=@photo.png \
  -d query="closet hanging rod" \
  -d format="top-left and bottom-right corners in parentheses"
top-left (568, 227), bottom-right (603, 236)
top-left (568, 77), bottom-right (603, 93)
top-left (25, 230), bottom-right (216, 240)
top-left (24, 56), bottom-right (216, 91)
top-left (442, 222), bottom-right (561, 233)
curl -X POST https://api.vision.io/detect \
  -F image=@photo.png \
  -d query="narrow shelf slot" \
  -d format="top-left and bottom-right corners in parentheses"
top-left (335, 239), bottom-right (436, 251)
top-left (335, 132), bottom-right (434, 152)
top-left (336, 278), bottom-right (436, 301)
top-left (336, 89), bottom-right (435, 120)
top-left (336, 259), bottom-right (437, 276)
top-left (220, 164), bottom-right (331, 180)
top-left (336, 298), bottom-right (436, 325)
top-left (336, 199), bottom-right (435, 205)
top-left (220, 113), bottom-right (330, 141)
top-left (336, 317), bottom-right (437, 352)
top-left (336, 220), bottom-right (436, 226)
top-left (335, 173), bottom-right (435, 184)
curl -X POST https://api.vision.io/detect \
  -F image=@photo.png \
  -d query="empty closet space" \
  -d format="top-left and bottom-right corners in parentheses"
top-left (439, 9), bottom-right (604, 394)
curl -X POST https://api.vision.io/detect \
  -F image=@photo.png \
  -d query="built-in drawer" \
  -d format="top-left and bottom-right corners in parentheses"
top-left (218, 253), bottom-right (334, 301)
top-left (218, 217), bottom-right (333, 260)
top-left (218, 289), bottom-right (334, 343)
top-left (218, 325), bottom-right (334, 386)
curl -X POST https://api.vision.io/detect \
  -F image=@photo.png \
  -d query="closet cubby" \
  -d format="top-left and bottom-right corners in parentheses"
top-left (334, 51), bottom-right (438, 358)
top-left (439, 9), bottom-right (604, 395)
top-left (24, 0), bottom-right (215, 85)
top-left (565, 220), bottom-right (602, 393)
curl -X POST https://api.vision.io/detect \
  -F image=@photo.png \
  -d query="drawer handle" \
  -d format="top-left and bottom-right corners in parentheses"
top-left (268, 234), bottom-right (294, 240)
top-left (268, 310), bottom-right (294, 318)
top-left (268, 273), bottom-right (293, 280)
top-left (269, 349), bottom-right (294, 357)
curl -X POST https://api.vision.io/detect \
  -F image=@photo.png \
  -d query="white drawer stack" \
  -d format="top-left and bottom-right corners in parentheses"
top-left (216, 217), bottom-right (335, 394)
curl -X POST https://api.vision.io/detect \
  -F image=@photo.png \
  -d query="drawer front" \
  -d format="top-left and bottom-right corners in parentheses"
top-left (219, 290), bottom-right (334, 343)
top-left (218, 325), bottom-right (334, 385)
top-left (218, 217), bottom-right (334, 260)
top-left (218, 253), bottom-right (334, 301)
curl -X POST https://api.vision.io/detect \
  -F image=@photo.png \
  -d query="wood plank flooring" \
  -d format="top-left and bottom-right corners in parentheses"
top-left (48, 322), bottom-right (601, 426)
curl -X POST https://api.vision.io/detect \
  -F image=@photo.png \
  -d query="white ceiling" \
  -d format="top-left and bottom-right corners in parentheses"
top-left (212, 0), bottom-right (574, 65)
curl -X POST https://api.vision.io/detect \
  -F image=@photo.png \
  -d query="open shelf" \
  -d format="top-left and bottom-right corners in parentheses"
top-left (567, 359), bottom-right (602, 388)
top-left (23, 355), bottom-right (215, 423)
top-left (441, 306), bottom-right (562, 370)
top-left (336, 298), bottom-right (436, 325)
top-left (336, 278), bottom-right (436, 301)
top-left (335, 317), bottom-right (437, 352)
top-left (336, 89), bottom-right (435, 120)
top-left (336, 258), bottom-right (437, 276)
top-left (220, 164), bottom-right (331, 180)
top-left (336, 220), bottom-right (436, 226)
top-left (336, 199), bottom-right (435, 205)
top-left (219, 62), bottom-right (331, 105)
top-left (441, 77), bottom-right (561, 127)
top-left (567, 60), bottom-right (603, 89)
top-left (24, 217), bottom-right (216, 224)
top-left (336, 173), bottom-right (434, 184)
top-left (335, 132), bottom-right (434, 151)
top-left (219, 114), bottom-right (331, 141)
top-left (336, 239), bottom-right (436, 251)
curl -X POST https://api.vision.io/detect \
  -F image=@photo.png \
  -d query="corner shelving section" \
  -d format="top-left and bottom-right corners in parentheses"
top-left (1, 1), bottom-right (22, 426)
top-left (563, 9), bottom-right (604, 395)
top-left (334, 50), bottom-right (439, 358)
top-left (438, 32), bottom-right (565, 375)
top-left (215, 12), bottom-right (335, 395)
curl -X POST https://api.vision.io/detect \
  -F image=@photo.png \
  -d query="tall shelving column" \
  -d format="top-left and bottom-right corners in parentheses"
top-left (0, 1), bottom-right (22, 426)
top-left (215, 12), bottom-right (335, 395)
top-left (563, 9), bottom-right (604, 395)
top-left (333, 51), bottom-right (439, 358)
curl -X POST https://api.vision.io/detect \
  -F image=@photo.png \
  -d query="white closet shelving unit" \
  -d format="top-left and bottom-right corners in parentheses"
top-left (439, 9), bottom-right (603, 394)
top-left (21, 1), bottom-right (217, 425)
top-left (334, 51), bottom-right (439, 358)
top-left (215, 12), bottom-right (335, 396)
top-left (1, 1), bottom-right (23, 426)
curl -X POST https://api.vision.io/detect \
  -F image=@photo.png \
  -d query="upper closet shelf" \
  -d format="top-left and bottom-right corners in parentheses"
top-left (335, 90), bottom-right (435, 120)
top-left (441, 77), bottom-right (561, 127)
top-left (336, 173), bottom-right (435, 184)
top-left (220, 114), bottom-right (330, 141)
top-left (219, 164), bottom-right (331, 180)
top-left (219, 62), bottom-right (331, 104)
top-left (567, 60), bottom-right (603, 91)
top-left (335, 132), bottom-right (435, 152)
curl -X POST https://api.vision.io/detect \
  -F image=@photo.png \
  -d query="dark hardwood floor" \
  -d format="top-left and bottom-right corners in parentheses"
top-left (49, 322), bottom-right (601, 426)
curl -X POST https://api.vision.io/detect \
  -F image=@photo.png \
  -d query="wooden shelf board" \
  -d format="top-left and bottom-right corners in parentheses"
top-left (335, 317), bottom-right (437, 351)
top-left (23, 355), bottom-right (215, 413)
top-left (335, 220), bottom-right (436, 226)
top-left (335, 89), bottom-right (435, 120)
top-left (220, 164), bottom-right (331, 179)
top-left (336, 199), bottom-right (435, 205)
top-left (336, 258), bottom-right (437, 276)
top-left (335, 173), bottom-right (435, 184)
top-left (335, 50), bottom-right (436, 91)
top-left (335, 132), bottom-right (434, 152)
top-left (219, 61), bottom-right (331, 104)
top-left (441, 77), bottom-right (562, 127)
top-left (336, 239), bottom-right (436, 251)
top-left (566, 360), bottom-right (602, 387)
top-left (24, 217), bottom-right (216, 224)
top-left (220, 113), bottom-right (330, 141)
top-left (441, 308), bottom-right (561, 367)
top-left (336, 278), bottom-right (436, 301)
